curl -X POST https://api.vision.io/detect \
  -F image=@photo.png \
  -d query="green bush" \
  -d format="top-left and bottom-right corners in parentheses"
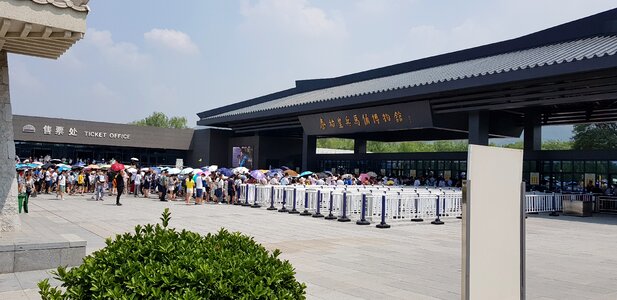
top-left (39, 209), bottom-right (306, 299)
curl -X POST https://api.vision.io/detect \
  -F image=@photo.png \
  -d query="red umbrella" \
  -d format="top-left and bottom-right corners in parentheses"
top-left (111, 162), bottom-right (125, 172)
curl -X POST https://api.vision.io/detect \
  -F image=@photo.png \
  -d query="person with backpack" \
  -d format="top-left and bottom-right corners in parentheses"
top-left (159, 171), bottom-right (168, 202)
top-left (94, 171), bottom-right (106, 201)
top-left (24, 172), bottom-right (34, 213)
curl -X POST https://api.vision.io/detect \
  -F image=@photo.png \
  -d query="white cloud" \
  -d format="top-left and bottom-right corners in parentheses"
top-left (240, 0), bottom-right (347, 38)
top-left (85, 28), bottom-right (150, 68)
top-left (144, 29), bottom-right (199, 55)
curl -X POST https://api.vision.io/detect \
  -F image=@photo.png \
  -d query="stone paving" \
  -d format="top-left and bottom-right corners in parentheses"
top-left (1, 192), bottom-right (616, 299)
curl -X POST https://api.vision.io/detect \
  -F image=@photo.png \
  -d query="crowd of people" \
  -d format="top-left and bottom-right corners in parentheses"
top-left (16, 157), bottom-right (469, 211)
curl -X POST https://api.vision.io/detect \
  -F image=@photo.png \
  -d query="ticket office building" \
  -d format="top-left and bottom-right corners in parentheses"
top-left (12, 115), bottom-right (194, 166)
top-left (195, 9), bottom-right (617, 192)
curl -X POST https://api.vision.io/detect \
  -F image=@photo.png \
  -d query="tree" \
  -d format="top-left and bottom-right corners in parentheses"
top-left (572, 123), bottom-right (617, 150)
top-left (542, 140), bottom-right (572, 150)
top-left (131, 112), bottom-right (188, 129)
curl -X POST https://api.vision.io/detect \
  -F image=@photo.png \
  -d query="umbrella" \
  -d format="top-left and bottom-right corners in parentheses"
top-left (207, 165), bottom-right (218, 172)
top-left (324, 171), bottom-right (333, 176)
top-left (86, 164), bottom-right (100, 170)
top-left (359, 173), bottom-right (370, 182)
top-left (180, 167), bottom-right (194, 175)
top-left (141, 167), bottom-right (150, 172)
top-left (151, 167), bottom-right (161, 174)
top-left (217, 168), bottom-right (232, 177)
top-left (27, 163), bottom-right (40, 169)
top-left (131, 157), bottom-right (139, 161)
top-left (316, 172), bottom-right (327, 179)
top-left (299, 171), bottom-right (313, 177)
top-left (15, 163), bottom-right (27, 169)
top-left (250, 170), bottom-right (266, 180)
top-left (57, 165), bottom-right (71, 172)
top-left (367, 171), bottom-right (378, 178)
top-left (284, 169), bottom-right (298, 177)
top-left (341, 174), bottom-right (353, 179)
top-left (268, 168), bottom-right (283, 175)
top-left (233, 167), bottom-right (249, 175)
top-left (111, 163), bottom-right (125, 172)
top-left (32, 162), bottom-right (43, 165)
top-left (41, 163), bottom-right (55, 169)
top-left (50, 158), bottom-right (62, 163)
top-left (100, 164), bottom-right (111, 170)
top-left (71, 165), bottom-right (84, 170)
top-left (280, 166), bottom-right (290, 170)
top-left (168, 168), bottom-right (181, 175)
top-left (74, 161), bottom-right (86, 167)
top-left (127, 168), bottom-right (138, 174)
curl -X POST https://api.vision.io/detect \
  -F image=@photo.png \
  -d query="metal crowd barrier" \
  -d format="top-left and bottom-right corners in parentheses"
top-left (237, 184), bottom-right (596, 228)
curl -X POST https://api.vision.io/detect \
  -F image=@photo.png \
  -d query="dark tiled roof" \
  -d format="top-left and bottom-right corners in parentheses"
top-left (204, 35), bottom-right (617, 120)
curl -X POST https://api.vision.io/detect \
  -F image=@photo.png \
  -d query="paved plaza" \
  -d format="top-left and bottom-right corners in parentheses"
top-left (1, 193), bottom-right (616, 300)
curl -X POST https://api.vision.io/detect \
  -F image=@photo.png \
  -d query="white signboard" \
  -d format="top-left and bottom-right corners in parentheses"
top-left (463, 145), bottom-right (524, 300)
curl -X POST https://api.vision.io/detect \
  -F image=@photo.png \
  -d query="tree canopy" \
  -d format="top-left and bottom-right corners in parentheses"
top-left (131, 112), bottom-right (188, 129)
top-left (572, 123), bottom-right (617, 150)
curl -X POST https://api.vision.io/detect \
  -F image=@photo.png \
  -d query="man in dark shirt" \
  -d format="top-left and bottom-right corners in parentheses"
top-left (115, 170), bottom-right (125, 206)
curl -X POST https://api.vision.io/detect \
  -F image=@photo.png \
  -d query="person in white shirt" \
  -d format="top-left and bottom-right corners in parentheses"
top-left (413, 177), bottom-right (421, 187)
top-left (269, 174), bottom-right (280, 185)
top-left (44, 169), bottom-right (52, 193)
top-left (57, 171), bottom-right (66, 200)
top-left (195, 173), bottom-right (204, 204)
top-left (134, 172), bottom-right (142, 197)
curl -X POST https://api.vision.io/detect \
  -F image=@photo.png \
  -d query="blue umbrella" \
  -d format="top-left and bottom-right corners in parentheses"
top-left (15, 163), bottom-right (27, 169)
top-left (57, 166), bottom-right (71, 172)
top-left (151, 167), bottom-right (161, 174)
top-left (250, 170), bottom-right (266, 180)
top-left (299, 171), bottom-right (313, 177)
top-left (267, 168), bottom-right (283, 177)
top-left (219, 168), bottom-right (233, 177)
top-left (280, 166), bottom-right (290, 170)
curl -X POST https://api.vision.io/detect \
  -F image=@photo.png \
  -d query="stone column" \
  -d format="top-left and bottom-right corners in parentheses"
top-left (0, 50), bottom-right (20, 232)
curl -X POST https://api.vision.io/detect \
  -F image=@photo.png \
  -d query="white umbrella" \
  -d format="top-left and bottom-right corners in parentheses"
top-left (367, 171), bottom-right (378, 178)
top-left (140, 167), bottom-right (150, 172)
top-left (131, 157), bottom-right (139, 161)
top-left (208, 165), bottom-right (218, 172)
top-left (168, 168), bottom-right (181, 175)
top-left (180, 167), bottom-right (194, 175)
top-left (233, 167), bottom-right (249, 174)
top-left (127, 168), bottom-right (138, 174)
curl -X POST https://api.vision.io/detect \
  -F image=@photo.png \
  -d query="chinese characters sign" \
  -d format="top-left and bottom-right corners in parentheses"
top-left (299, 101), bottom-right (432, 135)
top-left (26, 124), bottom-right (130, 140)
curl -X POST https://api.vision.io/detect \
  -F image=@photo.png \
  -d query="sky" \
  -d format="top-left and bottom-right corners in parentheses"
top-left (8, 0), bottom-right (617, 141)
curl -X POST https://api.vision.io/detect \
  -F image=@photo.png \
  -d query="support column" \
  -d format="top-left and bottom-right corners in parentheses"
top-left (524, 113), bottom-right (542, 151)
top-left (354, 139), bottom-right (367, 154)
top-left (468, 111), bottom-right (489, 146)
top-left (301, 133), bottom-right (316, 171)
top-left (0, 51), bottom-right (20, 232)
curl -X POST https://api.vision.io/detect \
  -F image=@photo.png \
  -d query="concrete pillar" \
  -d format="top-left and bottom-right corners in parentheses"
top-left (468, 111), bottom-right (489, 146)
top-left (301, 133), bottom-right (316, 171)
top-left (0, 51), bottom-right (20, 232)
top-left (524, 113), bottom-right (542, 151)
top-left (354, 139), bottom-right (367, 154)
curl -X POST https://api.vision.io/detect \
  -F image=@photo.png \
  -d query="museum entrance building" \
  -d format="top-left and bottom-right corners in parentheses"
top-left (196, 9), bottom-right (617, 192)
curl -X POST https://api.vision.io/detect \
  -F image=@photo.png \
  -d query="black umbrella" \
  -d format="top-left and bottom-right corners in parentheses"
top-left (41, 163), bottom-right (55, 169)
top-left (316, 172), bottom-right (328, 179)
top-left (50, 158), bottom-right (62, 163)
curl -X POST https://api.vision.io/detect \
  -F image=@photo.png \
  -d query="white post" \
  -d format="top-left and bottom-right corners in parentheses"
top-left (0, 50), bottom-right (20, 232)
